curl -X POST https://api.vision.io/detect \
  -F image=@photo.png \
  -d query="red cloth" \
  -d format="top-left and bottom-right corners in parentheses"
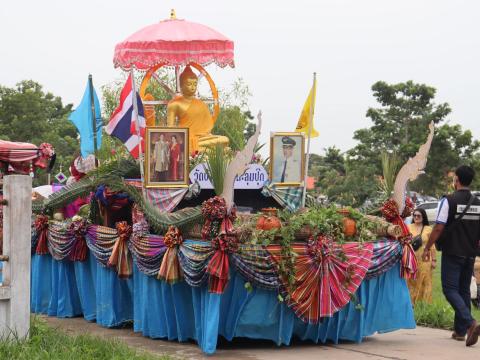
top-left (169, 143), bottom-right (181, 181)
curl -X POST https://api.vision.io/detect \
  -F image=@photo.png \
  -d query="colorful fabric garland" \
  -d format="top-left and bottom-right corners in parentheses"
top-left (178, 240), bottom-right (214, 287)
top-left (48, 221), bottom-right (75, 260)
top-left (31, 208), bottom-right (409, 324)
top-left (129, 220), bottom-right (165, 277)
top-left (365, 239), bottom-right (403, 279)
top-left (231, 244), bottom-right (280, 290)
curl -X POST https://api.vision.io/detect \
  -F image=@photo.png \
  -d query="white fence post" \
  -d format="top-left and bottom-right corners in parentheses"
top-left (0, 175), bottom-right (32, 339)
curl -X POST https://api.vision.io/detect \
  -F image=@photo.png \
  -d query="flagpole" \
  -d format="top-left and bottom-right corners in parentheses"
top-left (88, 74), bottom-right (98, 167)
top-left (301, 72), bottom-right (316, 208)
top-left (130, 69), bottom-right (146, 192)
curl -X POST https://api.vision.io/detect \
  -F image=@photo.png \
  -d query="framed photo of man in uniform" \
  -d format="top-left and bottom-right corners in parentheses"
top-left (270, 132), bottom-right (305, 186)
top-left (145, 127), bottom-right (189, 188)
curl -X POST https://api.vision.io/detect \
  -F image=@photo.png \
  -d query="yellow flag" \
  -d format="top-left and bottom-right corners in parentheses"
top-left (295, 78), bottom-right (319, 138)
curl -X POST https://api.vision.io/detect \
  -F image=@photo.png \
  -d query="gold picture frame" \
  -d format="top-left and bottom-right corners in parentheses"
top-left (270, 132), bottom-right (305, 187)
top-left (145, 127), bottom-right (189, 188)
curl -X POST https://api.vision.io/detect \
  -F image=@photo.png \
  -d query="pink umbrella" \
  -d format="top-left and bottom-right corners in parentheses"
top-left (113, 12), bottom-right (234, 71)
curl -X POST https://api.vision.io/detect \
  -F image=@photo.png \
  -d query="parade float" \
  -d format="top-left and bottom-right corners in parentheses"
top-left (27, 11), bottom-right (437, 354)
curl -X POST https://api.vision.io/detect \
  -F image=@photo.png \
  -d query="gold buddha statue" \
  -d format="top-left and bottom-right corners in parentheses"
top-left (167, 66), bottom-right (229, 152)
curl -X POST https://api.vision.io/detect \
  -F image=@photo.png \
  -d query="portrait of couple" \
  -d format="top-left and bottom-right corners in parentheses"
top-left (145, 128), bottom-right (189, 187)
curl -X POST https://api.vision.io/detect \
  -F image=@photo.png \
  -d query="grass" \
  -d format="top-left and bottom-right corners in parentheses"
top-left (0, 317), bottom-right (172, 360)
top-left (414, 255), bottom-right (480, 330)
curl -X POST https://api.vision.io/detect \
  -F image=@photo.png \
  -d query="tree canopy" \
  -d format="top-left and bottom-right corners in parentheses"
top-left (310, 80), bottom-right (480, 206)
top-left (0, 80), bottom-right (77, 184)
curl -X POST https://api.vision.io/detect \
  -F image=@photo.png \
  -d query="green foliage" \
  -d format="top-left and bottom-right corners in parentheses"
top-left (0, 80), bottom-right (77, 185)
top-left (310, 81), bottom-right (480, 205)
top-left (204, 144), bottom-right (230, 196)
top-left (350, 80), bottom-right (480, 197)
top-left (414, 301), bottom-right (455, 330)
top-left (0, 317), bottom-right (169, 360)
top-left (246, 206), bottom-right (379, 291)
top-left (380, 151), bottom-right (400, 196)
top-left (413, 256), bottom-right (480, 330)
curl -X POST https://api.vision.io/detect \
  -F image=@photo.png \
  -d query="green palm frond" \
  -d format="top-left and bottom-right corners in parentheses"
top-left (204, 144), bottom-right (229, 196)
top-left (380, 151), bottom-right (400, 196)
top-left (33, 158), bottom-right (203, 233)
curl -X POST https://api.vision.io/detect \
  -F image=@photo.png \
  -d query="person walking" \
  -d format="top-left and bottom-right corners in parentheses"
top-left (422, 165), bottom-right (480, 346)
top-left (408, 208), bottom-right (435, 304)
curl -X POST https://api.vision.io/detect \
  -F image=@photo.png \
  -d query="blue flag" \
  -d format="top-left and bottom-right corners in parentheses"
top-left (69, 78), bottom-right (102, 158)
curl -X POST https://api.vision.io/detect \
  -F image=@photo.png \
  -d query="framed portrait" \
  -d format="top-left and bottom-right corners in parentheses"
top-left (145, 127), bottom-right (189, 188)
top-left (270, 132), bottom-right (305, 186)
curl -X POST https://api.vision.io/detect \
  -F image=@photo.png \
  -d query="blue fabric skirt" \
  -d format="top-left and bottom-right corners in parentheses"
top-left (31, 253), bottom-right (414, 354)
top-left (31, 254), bottom-right (53, 314)
top-left (30, 254), bottom-right (133, 326)
top-left (133, 262), bottom-right (415, 354)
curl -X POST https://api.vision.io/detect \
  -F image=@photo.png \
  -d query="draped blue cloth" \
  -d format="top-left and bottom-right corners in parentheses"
top-left (48, 258), bottom-right (82, 317)
top-left (74, 252), bottom-right (97, 321)
top-left (31, 254), bottom-right (53, 314)
top-left (133, 262), bottom-right (415, 354)
top-left (95, 264), bottom-right (133, 327)
top-left (30, 253), bottom-right (133, 326)
top-left (31, 250), bottom-right (415, 354)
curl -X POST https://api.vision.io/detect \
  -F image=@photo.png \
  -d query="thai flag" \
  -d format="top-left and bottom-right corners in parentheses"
top-left (106, 74), bottom-right (146, 159)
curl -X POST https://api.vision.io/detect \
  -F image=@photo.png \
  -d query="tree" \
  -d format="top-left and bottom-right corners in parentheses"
top-left (212, 77), bottom-right (254, 151)
top-left (0, 80), bottom-right (77, 185)
top-left (349, 80), bottom-right (480, 197)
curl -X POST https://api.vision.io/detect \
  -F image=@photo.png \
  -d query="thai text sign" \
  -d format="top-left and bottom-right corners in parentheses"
top-left (189, 164), bottom-right (268, 189)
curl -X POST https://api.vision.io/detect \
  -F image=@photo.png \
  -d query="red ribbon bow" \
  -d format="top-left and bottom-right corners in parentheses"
top-left (381, 199), bottom-right (417, 279)
top-left (158, 226), bottom-right (184, 283)
top-left (34, 215), bottom-right (50, 255)
top-left (108, 221), bottom-right (133, 278)
top-left (68, 218), bottom-right (88, 261)
top-left (163, 226), bottom-right (183, 248)
top-left (202, 196), bottom-right (238, 293)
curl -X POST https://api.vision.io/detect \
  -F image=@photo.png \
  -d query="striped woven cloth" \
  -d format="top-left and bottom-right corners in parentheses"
top-left (178, 240), bottom-right (214, 287)
top-left (126, 180), bottom-right (188, 212)
top-left (48, 221), bottom-right (74, 261)
top-left (365, 239), bottom-right (402, 279)
top-left (261, 182), bottom-right (303, 212)
top-left (268, 238), bottom-right (373, 323)
top-left (85, 225), bottom-right (118, 266)
top-left (231, 244), bottom-right (280, 290)
top-left (129, 229), bottom-right (166, 277)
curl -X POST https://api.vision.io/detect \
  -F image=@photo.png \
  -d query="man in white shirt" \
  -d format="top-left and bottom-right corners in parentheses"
top-left (273, 136), bottom-right (301, 183)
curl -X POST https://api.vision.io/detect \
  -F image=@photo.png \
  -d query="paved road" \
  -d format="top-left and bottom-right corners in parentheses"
top-left (41, 316), bottom-right (480, 360)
